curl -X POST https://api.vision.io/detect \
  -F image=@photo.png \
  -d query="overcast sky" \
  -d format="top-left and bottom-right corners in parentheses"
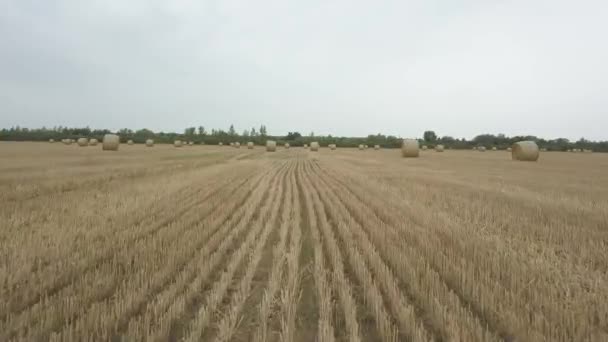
top-left (1, 1), bottom-right (607, 140)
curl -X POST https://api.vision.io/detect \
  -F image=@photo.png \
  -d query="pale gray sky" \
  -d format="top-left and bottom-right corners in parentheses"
top-left (1, 0), bottom-right (607, 140)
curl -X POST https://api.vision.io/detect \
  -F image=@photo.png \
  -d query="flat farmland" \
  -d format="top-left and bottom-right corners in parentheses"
top-left (1, 142), bottom-right (607, 342)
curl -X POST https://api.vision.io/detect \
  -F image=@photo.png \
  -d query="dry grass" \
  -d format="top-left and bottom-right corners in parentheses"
top-left (0, 142), bottom-right (607, 342)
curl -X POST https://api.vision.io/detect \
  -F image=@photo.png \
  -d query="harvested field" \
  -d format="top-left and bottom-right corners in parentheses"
top-left (1, 142), bottom-right (607, 342)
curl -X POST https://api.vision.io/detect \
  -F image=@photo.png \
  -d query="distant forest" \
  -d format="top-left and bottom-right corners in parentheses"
top-left (2, 125), bottom-right (607, 152)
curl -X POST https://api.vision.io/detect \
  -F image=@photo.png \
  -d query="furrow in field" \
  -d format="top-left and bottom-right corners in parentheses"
top-left (0, 164), bottom-right (250, 322)
top-left (320, 158), bottom-right (608, 340)
top-left (277, 163), bottom-right (302, 342)
top-left (246, 163), bottom-right (294, 342)
top-left (312, 161), bottom-right (511, 341)
top-left (303, 161), bottom-right (397, 342)
top-left (314, 161), bottom-right (550, 337)
top-left (296, 159), bottom-right (334, 342)
top-left (119, 161), bottom-right (290, 342)
top-left (211, 162), bottom-right (292, 342)
top-left (175, 161), bottom-right (290, 342)
top-left (118, 162), bottom-right (286, 338)
top-left (44, 162), bottom-right (284, 342)
top-left (5, 165), bottom-right (269, 341)
top-left (307, 162), bottom-right (433, 342)
top-left (299, 162), bottom-right (363, 342)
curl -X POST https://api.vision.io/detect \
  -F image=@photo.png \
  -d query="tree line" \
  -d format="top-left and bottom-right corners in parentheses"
top-left (1, 125), bottom-right (607, 152)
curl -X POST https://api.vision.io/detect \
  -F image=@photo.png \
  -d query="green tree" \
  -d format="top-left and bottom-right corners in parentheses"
top-left (198, 126), bottom-right (206, 136)
top-left (423, 130), bottom-right (437, 142)
top-left (184, 127), bottom-right (196, 136)
top-left (286, 132), bottom-right (302, 140)
top-left (229, 124), bottom-right (236, 136)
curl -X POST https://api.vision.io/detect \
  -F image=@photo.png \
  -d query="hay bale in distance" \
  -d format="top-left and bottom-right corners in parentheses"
top-left (174, 140), bottom-right (183, 147)
top-left (512, 141), bottom-right (540, 161)
top-left (492, 146), bottom-right (497, 151)
top-left (374, 145), bottom-right (380, 150)
top-left (235, 142), bottom-right (241, 148)
top-left (310, 142), bottom-right (319, 151)
top-left (435, 144), bottom-right (445, 152)
top-left (401, 139), bottom-right (420, 158)
top-left (421, 145), bottom-right (428, 151)
top-left (329, 144), bottom-right (336, 150)
top-left (219, 142), bottom-right (223, 146)
top-left (359, 144), bottom-right (364, 150)
top-left (266, 140), bottom-right (276, 152)
top-left (127, 140), bottom-right (134, 145)
top-left (284, 143), bottom-right (290, 149)
top-left (102, 134), bottom-right (120, 151)
top-left (507, 147), bottom-right (512, 152)
top-left (89, 138), bottom-right (98, 146)
top-left (478, 146), bottom-right (486, 152)
top-left (49, 139), bottom-right (55, 143)
top-left (247, 142), bottom-right (255, 149)
top-left (303, 144), bottom-right (308, 148)
top-left (145, 139), bottom-right (154, 147)
top-left (77, 138), bottom-right (88, 147)
top-left (62, 139), bottom-right (72, 145)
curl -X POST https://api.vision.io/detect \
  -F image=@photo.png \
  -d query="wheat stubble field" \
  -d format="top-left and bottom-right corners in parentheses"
top-left (1, 142), bottom-right (607, 342)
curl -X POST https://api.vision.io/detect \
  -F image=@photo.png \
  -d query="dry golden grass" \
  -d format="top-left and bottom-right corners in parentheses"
top-left (1, 142), bottom-right (607, 342)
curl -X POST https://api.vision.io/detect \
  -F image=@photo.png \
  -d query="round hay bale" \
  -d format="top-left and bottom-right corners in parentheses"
top-left (310, 142), bottom-right (319, 151)
top-left (219, 142), bottom-right (223, 146)
top-left (492, 146), bottom-right (497, 151)
top-left (507, 147), bottom-right (512, 152)
top-left (421, 145), bottom-right (428, 151)
top-left (189, 141), bottom-right (194, 146)
top-left (401, 139), bottom-right (420, 158)
top-left (435, 144), bottom-right (445, 152)
top-left (584, 149), bottom-right (593, 153)
top-left (266, 140), bottom-right (276, 152)
top-left (303, 144), bottom-right (308, 148)
top-left (329, 144), bottom-right (336, 150)
top-left (127, 140), bottom-right (134, 145)
top-left (478, 146), bottom-right (486, 152)
top-left (374, 145), bottom-right (380, 150)
top-left (247, 142), bottom-right (255, 149)
top-left (472, 146), bottom-right (477, 150)
top-left (512, 141), bottom-right (539, 161)
top-left (62, 139), bottom-right (72, 145)
top-left (540, 148), bottom-right (547, 152)
top-left (235, 142), bottom-right (241, 148)
top-left (145, 139), bottom-right (154, 147)
top-left (359, 144), bottom-right (364, 150)
top-left (102, 134), bottom-right (120, 151)
top-left (49, 139), bottom-right (55, 143)
top-left (174, 140), bottom-right (183, 147)
top-left (89, 138), bottom-right (98, 146)
top-left (77, 138), bottom-right (88, 147)
top-left (284, 143), bottom-right (290, 149)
